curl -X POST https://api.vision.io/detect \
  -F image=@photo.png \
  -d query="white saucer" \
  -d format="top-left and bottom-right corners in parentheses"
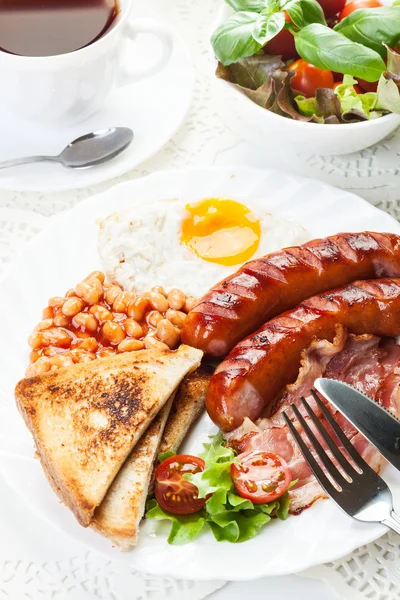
top-left (0, 8), bottom-right (193, 193)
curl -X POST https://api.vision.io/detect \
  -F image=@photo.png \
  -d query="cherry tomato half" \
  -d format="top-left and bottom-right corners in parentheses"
top-left (154, 454), bottom-right (205, 515)
top-left (334, 81), bottom-right (363, 93)
top-left (318, 0), bottom-right (347, 18)
top-left (231, 451), bottom-right (292, 504)
top-left (289, 59), bottom-right (335, 98)
top-left (339, 0), bottom-right (382, 20)
top-left (263, 28), bottom-right (297, 62)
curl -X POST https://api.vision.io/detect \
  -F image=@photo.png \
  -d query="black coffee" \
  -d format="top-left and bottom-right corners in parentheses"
top-left (0, 0), bottom-right (120, 57)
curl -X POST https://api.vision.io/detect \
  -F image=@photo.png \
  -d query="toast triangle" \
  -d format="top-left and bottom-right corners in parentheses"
top-left (15, 345), bottom-right (202, 526)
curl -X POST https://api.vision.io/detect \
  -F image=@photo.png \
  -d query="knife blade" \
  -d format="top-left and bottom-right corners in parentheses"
top-left (314, 378), bottom-right (400, 472)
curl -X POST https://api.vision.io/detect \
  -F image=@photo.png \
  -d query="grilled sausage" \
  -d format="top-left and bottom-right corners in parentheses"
top-left (206, 279), bottom-right (400, 431)
top-left (181, 232), bottom-right (400, 357)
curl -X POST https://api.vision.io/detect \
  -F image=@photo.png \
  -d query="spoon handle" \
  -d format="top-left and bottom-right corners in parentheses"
top-left (0, 155), bottom-right (57, 170)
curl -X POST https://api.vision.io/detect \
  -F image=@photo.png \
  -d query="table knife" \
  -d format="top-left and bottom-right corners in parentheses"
top-left (315, 378), bottom-right (400, 472)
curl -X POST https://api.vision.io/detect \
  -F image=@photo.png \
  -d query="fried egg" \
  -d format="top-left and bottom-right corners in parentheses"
top-left (98, 197), bottom-right (308, 297)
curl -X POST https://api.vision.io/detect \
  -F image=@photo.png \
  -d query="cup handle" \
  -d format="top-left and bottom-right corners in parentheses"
top-left (117, 21), bottom-right (173, 88)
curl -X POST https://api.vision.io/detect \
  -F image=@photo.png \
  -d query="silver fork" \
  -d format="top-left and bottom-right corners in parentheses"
top-left (282, 390), bottom-right (400, 534)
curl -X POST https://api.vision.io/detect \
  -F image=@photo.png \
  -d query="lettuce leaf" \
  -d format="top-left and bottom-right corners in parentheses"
top-left (146, 434), bottom-right (293, 545)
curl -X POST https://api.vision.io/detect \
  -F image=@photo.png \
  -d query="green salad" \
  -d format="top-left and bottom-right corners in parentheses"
top-left (146, 435), bottom-right (294, 544)
top-left (211, 0), bottom-right (400, 123)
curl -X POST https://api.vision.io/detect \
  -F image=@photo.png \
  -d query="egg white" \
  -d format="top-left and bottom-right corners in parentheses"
top-left (98, 197), bottom-right (308, 298)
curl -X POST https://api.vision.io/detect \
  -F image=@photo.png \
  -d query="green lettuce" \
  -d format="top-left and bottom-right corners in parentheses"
top-left (334, 75), bottom-right (381, 119)
top-left (146, 434), bottom-right (292, 545)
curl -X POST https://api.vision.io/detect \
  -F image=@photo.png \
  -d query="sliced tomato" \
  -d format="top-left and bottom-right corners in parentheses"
top-left (289, 59), bottom-right (335, 98)
top-left (154, 454), bottom-right (205, 515)
top-left (231, 451), bottom-right (292, 504)
top-left (339, 0), bottom-right (382, 20)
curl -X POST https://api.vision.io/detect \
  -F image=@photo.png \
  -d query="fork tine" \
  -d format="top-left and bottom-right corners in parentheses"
top-left (300, 395), bottom-right (359, 478)
top-left (290, 403), bottom-right (348, 487)
top-left (310, 389), bottom-right (375, 474)
top-left (282, 411), bottom-right (338, 498)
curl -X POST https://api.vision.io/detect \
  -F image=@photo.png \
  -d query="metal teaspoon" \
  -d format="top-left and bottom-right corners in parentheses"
top-left (0, 127), bottom-right (134, 170)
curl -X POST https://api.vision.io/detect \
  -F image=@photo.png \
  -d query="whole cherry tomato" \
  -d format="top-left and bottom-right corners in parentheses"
top-left (154, 454), bottom-right (206, 515)
top-left (264, 29), bottom-right (297, 61)
top-left (339, 0), bottom-right (382, 20)
top-left (334, 81), bottom-right (363, 93)
top-left (288, 59), bottom-right (335, 98)
top-left (231, 451), bottom-right (292, 504)
top-left (356, 78), bottom-right (378, 93)
top-left (318, 0), bottom-right (347, 18)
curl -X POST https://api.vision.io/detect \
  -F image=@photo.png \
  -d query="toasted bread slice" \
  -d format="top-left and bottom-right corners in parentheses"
top-left (91, 394), bottom-right (175, 550)
top-left (159, 366), bottom-right (212, 455)
top-left (15, 345), bottom-right (202, 527)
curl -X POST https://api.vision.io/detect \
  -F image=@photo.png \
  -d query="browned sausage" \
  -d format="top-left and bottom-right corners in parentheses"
top-left (206, 279), bottom-right (400, 431)
top-left (181, 232), bottom-right (400, 357)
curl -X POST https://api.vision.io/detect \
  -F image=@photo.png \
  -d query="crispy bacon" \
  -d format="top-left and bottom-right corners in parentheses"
top-left (226, 330), bottom-right (400, 515)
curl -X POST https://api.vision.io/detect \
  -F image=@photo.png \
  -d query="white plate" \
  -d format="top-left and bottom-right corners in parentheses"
top-left (1, 167), bottom-right (399, 581)
top-left (0, 7), bottom-right (193, 193)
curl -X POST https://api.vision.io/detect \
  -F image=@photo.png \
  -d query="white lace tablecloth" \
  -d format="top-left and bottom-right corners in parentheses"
top-left (1, 1), bottom-right (400, 599)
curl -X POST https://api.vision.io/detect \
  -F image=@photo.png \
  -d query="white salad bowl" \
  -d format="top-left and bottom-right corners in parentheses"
top-left (222, 85), bottom-right (400, 155)
top-left (213, 5), bottom-right (400, 156)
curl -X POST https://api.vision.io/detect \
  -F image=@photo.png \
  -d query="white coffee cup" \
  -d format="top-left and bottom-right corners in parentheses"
top-left (0, 0), bottom-right (172, 123)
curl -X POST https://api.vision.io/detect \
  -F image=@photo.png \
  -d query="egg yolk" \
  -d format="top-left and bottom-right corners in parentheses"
top-left (181, 198), bottom-right (261, 266)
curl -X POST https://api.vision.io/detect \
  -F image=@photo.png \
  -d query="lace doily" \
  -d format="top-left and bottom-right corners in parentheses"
top-left (1, 0), bottom-right (400, 598)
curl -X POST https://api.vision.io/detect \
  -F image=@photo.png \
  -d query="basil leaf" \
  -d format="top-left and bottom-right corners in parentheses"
top-left (211, 11), bottom-right (265, 65)
top-left (295, 24), bottom-right (386, 82)
top-left (334, 8), bottom-right (400, 59)
top-left (253, 12), bottom-right (286, 45)
top-left (284, 0), bottom-right (326, 28)
top-left (224, 0), bottom-right (269, 10)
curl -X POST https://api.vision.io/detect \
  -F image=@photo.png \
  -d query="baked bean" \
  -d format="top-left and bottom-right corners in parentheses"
top-left (42, 307), bottom-right (54, 320)
top-left (73, 312), bottom-right (98, 332)
top-left (156, 319), bottom-right (180, 349)
top-left (48, 296), bottom-right (65, 308)
top-left (42, 328), bottom-right (72, 348)
top-left (118, 338), bottom-right (145, 352)
top-left (151, 285), bottom-right (167, 297)
top-left (77, 337), bottom-right (98, 352)
top-left (124, 318), bottom-right (144, 339)
top-left (113, 291), bottom-right (132, 313)
top-left (49, 354), bottom-right (74, 369)
top-left (85, 271), bottom-right (105, 284)
top-left (53, 313), bottom-right (72, 327)
top-left (70, 349), bottom-right (96, 363)
top-left (147, 310), bottom-right (163, 329)
top-left (75, 281), bottom-right (99, 305)
top-left (74, 330), bottom-right (91, 339)
top-left (28, 332), bottom-right (44, 349)
top-left (34, 318), bottom-right (53, 332)
top-left (149, 291), bottom-right (169, 313)
top-left (26, 357), bottom-right (51, 377)
top-left (127, 296), bottom-right (148, 321)
top-left (86, 275), bottom-right (104, 299)
top-left (105, 285), bottom-right (122, 305)
top-left (42, 346), bottom-right (64, 357)
top-left (143, 334), bottom-right (170, 351)
top-left (166, 309), bottom-right (187, 328)
top-left (183, 297), bottom-right (197, 313)
top-left (62, 297), bottom-right (84, 317)
top-left (98, 347), bottom-right (116, 358)
top-left (89, 305), bottom-right (113, 323)
top-left (102, 321), bottom-right (126, 344)
top-left (167, 289), bottom-right (186, 311)
top-left (65, 289), bottom-right (76, 298)
top-left (30, 350), bottom-right (40, 363)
